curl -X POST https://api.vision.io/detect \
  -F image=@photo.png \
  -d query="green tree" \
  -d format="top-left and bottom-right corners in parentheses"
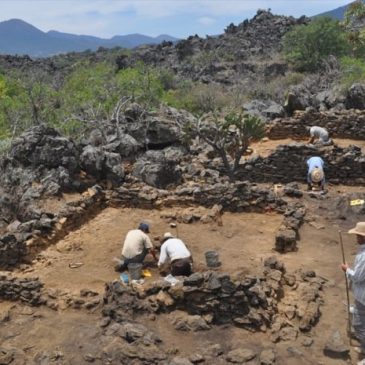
top-left (179, 110), bottom-right (265, 180)
top-left (343, 0), bottom-right (365, 57)
top-left (116, 62), bottom-right (164, 106)
top-left (283, 17), bottom-right (348, 72)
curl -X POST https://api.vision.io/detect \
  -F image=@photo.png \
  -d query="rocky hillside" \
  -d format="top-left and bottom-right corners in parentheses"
top-left (0, 10), bottom-right (308, 86)
top-left (125, 10), bottom-right (309, 84)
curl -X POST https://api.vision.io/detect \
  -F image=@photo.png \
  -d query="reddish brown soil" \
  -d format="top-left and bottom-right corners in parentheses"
top-left (1, 138), bottom-right (365, 364)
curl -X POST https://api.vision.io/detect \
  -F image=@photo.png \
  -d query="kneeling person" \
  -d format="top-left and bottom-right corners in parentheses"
top-left (158, 233), bottom-right (192, 276)
top-left (116, 222), bottom-right (156, 272)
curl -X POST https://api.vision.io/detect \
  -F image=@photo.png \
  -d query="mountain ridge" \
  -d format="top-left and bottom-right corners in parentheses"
top-left (0, 18), bottom-right (179, 57)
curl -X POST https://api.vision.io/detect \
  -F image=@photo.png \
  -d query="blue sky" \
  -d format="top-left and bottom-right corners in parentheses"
top-left (0, 0), bottom-right (352, 38)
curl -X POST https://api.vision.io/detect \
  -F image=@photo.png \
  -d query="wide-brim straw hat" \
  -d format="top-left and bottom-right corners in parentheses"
top-left (348, 222), bottom-right (365, 236)
top-left (311, 168), bottom-right (324, 183)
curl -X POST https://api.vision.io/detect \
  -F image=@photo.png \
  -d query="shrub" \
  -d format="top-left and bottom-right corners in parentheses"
top-left (283, 17), bottom-right (349, 72)
top-left (340, 56), bottom-right (365, 88)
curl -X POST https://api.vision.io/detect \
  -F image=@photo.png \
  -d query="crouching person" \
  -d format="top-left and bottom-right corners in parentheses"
top-left (115, 222), bottom-right (157, 272)
top-left (158, 232), bottom-right (193, 276)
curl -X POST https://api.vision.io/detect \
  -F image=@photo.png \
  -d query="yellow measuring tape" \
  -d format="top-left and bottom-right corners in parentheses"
top-left (350, 199), bottom-right (365, 206)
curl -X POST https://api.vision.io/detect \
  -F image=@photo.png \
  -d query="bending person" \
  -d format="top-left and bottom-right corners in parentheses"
top-left (115, 222), bottom-right (157, 272)
top-left (306, 156), bottom-right (325, 191)
top-left (307, 126), bottom-right (332, 146)
top-left (158, 232), bottom-right (192, 276)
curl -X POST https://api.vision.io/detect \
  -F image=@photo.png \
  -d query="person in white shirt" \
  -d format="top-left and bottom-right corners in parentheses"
top-left (115, 222), bottom-right (156, 272)
top-left (341, 222), bottom-right (365, 358)
top-left (158, 232), bottom-right (192, 276)
top-left (307, 126), bottom-right (332, 146)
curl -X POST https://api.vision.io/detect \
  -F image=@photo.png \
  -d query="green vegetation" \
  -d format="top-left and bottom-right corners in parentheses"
top-left (343, 0), bottom-right (365, 57)
top-left (340, 56), bottom-right (365, 87)
top-left (283, 17), bottom-right (348, 72)
top-left (180, 110), bottom-right (264, 180)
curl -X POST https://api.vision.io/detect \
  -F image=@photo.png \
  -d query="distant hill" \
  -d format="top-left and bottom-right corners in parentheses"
top-left (314, 1), bottom-right (364, 20)
top-left (0, 19), bottom-right (179, 57)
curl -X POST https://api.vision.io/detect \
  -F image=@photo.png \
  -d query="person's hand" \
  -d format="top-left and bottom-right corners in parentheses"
top-left (341, 263), bottom-right (349, 272)
top-left (151, 249), bottom-right (158, 262)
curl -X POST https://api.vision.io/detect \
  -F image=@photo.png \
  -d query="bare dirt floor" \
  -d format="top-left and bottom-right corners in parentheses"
top-left (0, 140), bottom-right (365, 364)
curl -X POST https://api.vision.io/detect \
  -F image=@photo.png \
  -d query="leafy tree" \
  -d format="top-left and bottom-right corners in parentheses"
top-left (116, 62), bottom-right (164, 106)
top-left (342, 0), bottom-right (365, 57)
top-left (178, 110), bottom-right (265, 180)
top-left (283, 17), bottom-right (348, 71)
top-left (60, 62), bottom-right (118, 121)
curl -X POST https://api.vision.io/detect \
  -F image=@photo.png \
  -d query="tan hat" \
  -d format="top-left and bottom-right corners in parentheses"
top-left (163, 232), bottom-right (174, 239)
top-left (348, 222), bottom-right (365, 236)
top-left (311, 168), bottom-right (324, 183)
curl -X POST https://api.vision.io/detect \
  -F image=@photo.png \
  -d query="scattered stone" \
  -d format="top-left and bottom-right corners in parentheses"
top-left (259, 349), bottom-right (276, 365)
top-left (323, 330), bottom-right (350, 359)
top-left (302, 337), bottom-right (313, 347)
top-left (189, 353), bottom-right (205, 363)
top-left (226, 348), bottom-right (256, 363)
top-left (169, 357), bottom-right (194, 365)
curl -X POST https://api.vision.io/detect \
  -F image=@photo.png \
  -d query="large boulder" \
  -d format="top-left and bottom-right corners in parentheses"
top-left (284, 87), bottom-right (311, 115)
top-left (133, 150), bottom-right (182, 189)
top-left (80, 146), bottom-right (124, 185)
top-left (346, 83), bottom-right (365, 109)
top-left (8, 125), bottom-right (79, 172)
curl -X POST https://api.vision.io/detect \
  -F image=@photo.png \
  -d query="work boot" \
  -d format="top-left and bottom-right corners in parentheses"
top-left (113, 258), bottom-right (126, 272)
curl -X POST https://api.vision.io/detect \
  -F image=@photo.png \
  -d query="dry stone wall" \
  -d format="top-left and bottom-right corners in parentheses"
top-left (0, 274), bottom-right (44, 305)
top-left (102, 257), bottom-right (323, 336)
top-left (267, 110), bottom-right (365, 140)
top-left (237, 144), bottom-right (365, 185)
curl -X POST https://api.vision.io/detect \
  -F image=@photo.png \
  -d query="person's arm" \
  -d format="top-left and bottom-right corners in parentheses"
top-left (343, 254), bottom-right (365, 283)
top-left (158, 243), bottom-right (167, 267)
top-left (142, 233), bottom-right (158, 262)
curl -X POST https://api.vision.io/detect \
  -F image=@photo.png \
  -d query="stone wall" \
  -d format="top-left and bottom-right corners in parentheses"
top-left (102, 257), bottom-right (322, 336)
top-left (237, 144), bottom-right (365, 185)
top-left (0, 274), bottom-right (44, 305)
top-left (107, 181), bottom-right (287, 213)
top-left (0, 185), bottom-right (106, 269)
top-left (266, 110), bottom-right (365, 140)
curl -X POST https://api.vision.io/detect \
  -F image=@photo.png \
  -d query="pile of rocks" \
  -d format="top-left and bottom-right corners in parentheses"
top-left (267, 109), bottom-right (365, 140)
top-left (103, 257), bottom-right (322, 337)
top-left (0, 274), bottom-right (44, 305)
top-left (275, 202), bottom-right (306, 253)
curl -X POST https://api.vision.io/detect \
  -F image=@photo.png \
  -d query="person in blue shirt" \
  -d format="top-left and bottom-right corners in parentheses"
top-left (306, 156), bottom-right (325, 191)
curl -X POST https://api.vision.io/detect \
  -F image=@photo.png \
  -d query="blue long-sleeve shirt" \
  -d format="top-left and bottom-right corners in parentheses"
top-left (306, 156), bottom-right (325, 186)
top-left (347, 244), bottom-right (365, 306)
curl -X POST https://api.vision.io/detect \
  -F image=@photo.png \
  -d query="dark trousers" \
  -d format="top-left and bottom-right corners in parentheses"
top-left (115, 248), bottom-right (148, 272)
top-left (171, 257), bottom-right (192, 276)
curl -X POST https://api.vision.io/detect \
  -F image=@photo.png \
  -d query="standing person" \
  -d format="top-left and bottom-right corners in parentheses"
top-left (306, 156), bottom-right (325, 191)
top-left (307, 126), bottom-right (332, 146)
top-left (341, 222), bottom-right (365, 360)
top-left (115, 222), bottom-right (157, 272)
top-left (158, 232), bottom-right (193, 276)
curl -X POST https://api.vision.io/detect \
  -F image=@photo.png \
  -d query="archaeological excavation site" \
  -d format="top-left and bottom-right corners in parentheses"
top-left (1, 8), bottom-right (365, 365)
top-left (0, 105), bottom-right (363, 365)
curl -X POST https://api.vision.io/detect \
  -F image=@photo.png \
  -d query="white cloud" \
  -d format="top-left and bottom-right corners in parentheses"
top-left (198, 16), bottom-right (215, 26)
top-left (0, 0), bottom-right (354, 37)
